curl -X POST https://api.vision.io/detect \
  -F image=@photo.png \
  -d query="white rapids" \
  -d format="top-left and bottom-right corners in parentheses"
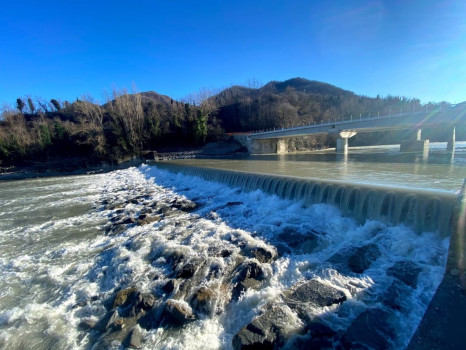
top-left (0, 165), bottom-right (449, 349)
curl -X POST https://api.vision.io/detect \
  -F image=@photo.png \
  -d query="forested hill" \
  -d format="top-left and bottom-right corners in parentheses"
top-left (212, 77), bottom-right (445, 132)
top-left (0, 78), bottom-right (448, 166)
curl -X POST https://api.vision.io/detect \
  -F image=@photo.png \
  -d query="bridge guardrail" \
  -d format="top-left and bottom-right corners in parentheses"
top-left (250, 108), bottom-right (444, 136)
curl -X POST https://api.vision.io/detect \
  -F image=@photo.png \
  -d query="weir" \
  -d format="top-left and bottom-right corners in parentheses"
top-left (156, 163), bottom-right (457, 237)
top-left (156, 163), bottom-right (465, 349)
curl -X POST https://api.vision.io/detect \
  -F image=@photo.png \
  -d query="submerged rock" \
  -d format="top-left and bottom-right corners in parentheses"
top-left (176, 261), bottom-right (198, 279)
top-left (347, 243), bottom-right (381, 273)
top-left (387, 260), bottom-right (422, 288)
top-left (340, 309), bottom-right (395, 350)
top-left (78, 319), bottom-right (97, 331)
top-left (306, 321), bottom-right (337, 339)
top-left (95, 309), bottom-right (122, 332)
top-left (382, 281), bottom-right (411, 310)
top-left (278, 229), bottom-right (320, 254)
top-left (137, 214), bottom-right (161, 226)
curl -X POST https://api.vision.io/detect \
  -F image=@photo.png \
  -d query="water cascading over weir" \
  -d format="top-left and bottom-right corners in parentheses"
top-left (157, 163), bottom-right (457, 237)
top-left (155, 162), bottom-right (465, 349)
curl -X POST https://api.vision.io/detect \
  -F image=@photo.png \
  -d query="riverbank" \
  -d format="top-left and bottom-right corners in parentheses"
top-left (0, 157), bottom-right (141, 181)
top-left (0, 139), bottom-right (248, 181)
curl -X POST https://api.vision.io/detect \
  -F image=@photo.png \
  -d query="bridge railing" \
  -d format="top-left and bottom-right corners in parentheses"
top-left (250, 107), bottom-right (444, 136)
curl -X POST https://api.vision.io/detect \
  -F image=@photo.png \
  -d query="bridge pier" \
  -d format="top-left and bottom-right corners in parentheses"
top-left (447, 126), bottom-right (456, 151)
top-left (336, 131), bottom-right (357, 154)
top-left (400, 128), bottom-right (430, 153)
top-left (250, 138), bottom-right (288, 154)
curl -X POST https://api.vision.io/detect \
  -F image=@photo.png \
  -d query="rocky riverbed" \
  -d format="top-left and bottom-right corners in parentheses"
top-left (62, 165), bottom-right (448, 349)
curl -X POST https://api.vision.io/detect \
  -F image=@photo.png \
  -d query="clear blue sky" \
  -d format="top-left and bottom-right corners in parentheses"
top-left (1, 0), bottom-right (465, 106)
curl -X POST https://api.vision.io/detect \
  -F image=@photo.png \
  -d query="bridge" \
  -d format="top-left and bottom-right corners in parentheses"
top-left (234, 103), bottom-right (466, 154)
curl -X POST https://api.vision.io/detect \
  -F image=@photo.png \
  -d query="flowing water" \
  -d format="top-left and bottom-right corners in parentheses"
top-left (0, 142), bottom-right (464, 349)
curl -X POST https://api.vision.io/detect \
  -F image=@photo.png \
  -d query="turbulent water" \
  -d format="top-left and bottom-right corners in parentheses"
top-left (0, 164), bottom-right (451, 349)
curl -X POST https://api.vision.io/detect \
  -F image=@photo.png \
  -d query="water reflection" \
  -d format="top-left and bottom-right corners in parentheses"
top-left (336, 153), bottom-right (349, 177)
top-left (165, 142), bottom-right (466, 192)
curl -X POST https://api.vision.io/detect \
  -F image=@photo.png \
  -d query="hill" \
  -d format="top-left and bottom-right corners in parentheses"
top-left (0, 77), bottom-right (450, 166)
top-left (211, 77), bottom-right (435, 133)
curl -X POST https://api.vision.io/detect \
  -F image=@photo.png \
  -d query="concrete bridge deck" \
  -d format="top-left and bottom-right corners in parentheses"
top-left (236, 104), bottom-right (466, 154)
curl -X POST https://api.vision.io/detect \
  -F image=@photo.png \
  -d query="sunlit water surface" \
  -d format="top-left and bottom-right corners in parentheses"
top-left (0, 142), bottom-right (463, 349)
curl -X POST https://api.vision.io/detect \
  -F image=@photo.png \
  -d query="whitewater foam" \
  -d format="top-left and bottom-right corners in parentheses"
top-left (0, 166), bottom-right (450, 349)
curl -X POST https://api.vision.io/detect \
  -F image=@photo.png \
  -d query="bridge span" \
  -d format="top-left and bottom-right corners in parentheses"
top-left (235, 104), bottom-right (466, 154)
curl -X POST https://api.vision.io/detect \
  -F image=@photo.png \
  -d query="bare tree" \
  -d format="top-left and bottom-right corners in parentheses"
top-left (245, 78), bottom-right (263, 89)
top-left (36, 97), bottom-right (49, 113)
top-left (104, 86), bottom-right (144, 152)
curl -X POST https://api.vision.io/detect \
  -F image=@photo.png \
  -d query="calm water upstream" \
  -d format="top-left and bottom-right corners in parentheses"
top-left (162, 142), bottom-right (466, 193)
top-left (0, 142), bottom-right (463, 349)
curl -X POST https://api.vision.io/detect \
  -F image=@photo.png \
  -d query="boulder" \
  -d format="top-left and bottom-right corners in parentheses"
top-left (347, 243), bottom-right (381, 273)
top-left (340, 309), bottom-right (395, 350)
top-left (113, 287), bottom-right (138, 308)
top-left (251, 247), bottom-right (276, 264)
top-left (171, 198), bottom-right (197, 211)
top-left (283, 279), bottom-right (347, 310)
top-left (232, 305), bottom-right (302, 350)
top-left (125, 326), bottom-right (142, 349)
top-left (233, 278), bottom-right (265, 299)
top-left (237, 261), bottom-right (265, 281)
top-left (387, 260), bottom-right (422, 288)
top-left (95, 309), bottom-right (122, 332)
top-left (163, 299), bottom-right (196, 326)
top-left (190, 286), bottom-right (218, 316)
top-left (125, 293), bottom-right (156, 317)
top-left (233, 261), bottom-right (267, 298)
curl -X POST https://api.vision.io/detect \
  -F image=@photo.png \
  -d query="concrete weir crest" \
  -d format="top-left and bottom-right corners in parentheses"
top-left (157, 162), bottom-right (466, 349)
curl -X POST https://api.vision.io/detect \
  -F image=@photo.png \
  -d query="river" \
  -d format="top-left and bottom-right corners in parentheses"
top-left (0, 142), bottom-right (464, 349)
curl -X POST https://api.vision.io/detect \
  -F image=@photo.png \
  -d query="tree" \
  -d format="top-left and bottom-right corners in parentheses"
top-left (50, 99), bottom-right (61, 111)
top-left (27, 98), bottom-right (35, 114)
top-left (36, 97), bottom-right (49, 113)
top-left (104, 87), bottom-right (144, 154)
top-left (187, 87), bottom-right (218, 144)
top-left (16, 98), bottom-right (25, 113)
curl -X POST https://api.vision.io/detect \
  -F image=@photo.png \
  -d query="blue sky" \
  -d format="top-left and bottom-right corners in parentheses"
top-left (1, 0), bottom-right (465, 106)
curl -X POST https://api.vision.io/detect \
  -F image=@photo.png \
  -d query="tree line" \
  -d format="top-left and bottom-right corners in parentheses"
top-left (0, 88), bottom-right (222, 165)
top-left (0, 78), bottom-right (453, 165)
top-left (211, 78), bottom-right (452, 149)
